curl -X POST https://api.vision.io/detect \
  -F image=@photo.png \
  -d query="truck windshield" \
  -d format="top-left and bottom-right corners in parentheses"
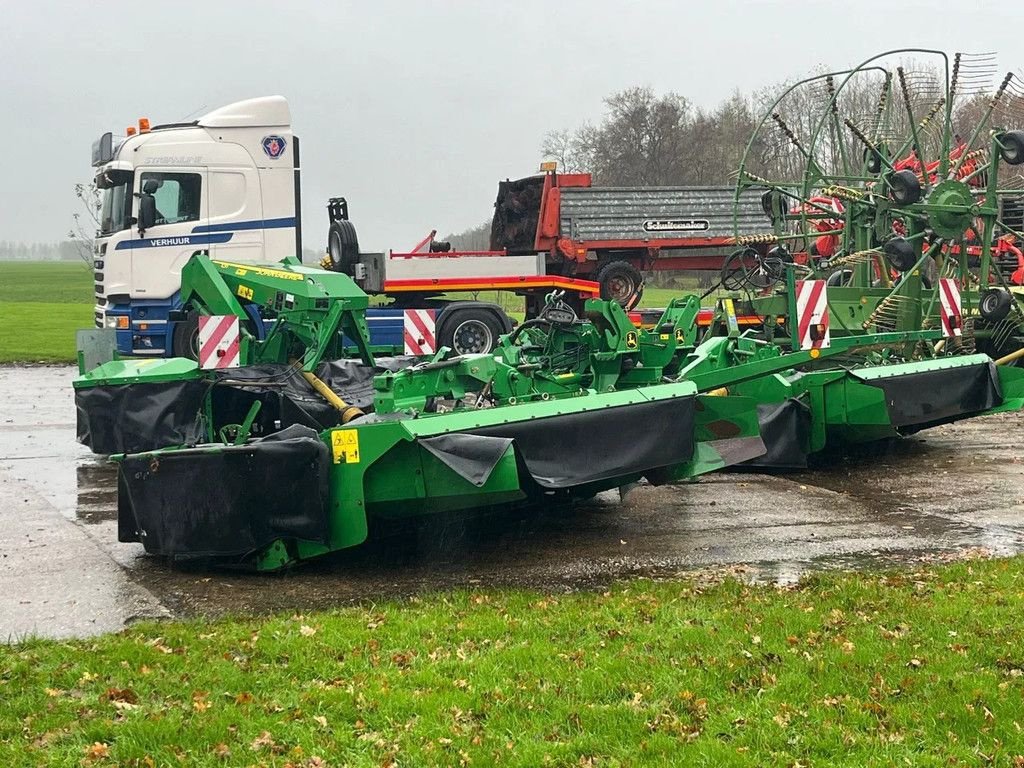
top-left (98, 172), bottom-right (133, 235)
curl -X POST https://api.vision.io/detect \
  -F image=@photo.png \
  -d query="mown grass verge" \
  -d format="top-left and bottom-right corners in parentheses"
top-left (0, 302), bottom-right (94, 363)
top-left (4, 557), bottom-right (1024, 766)
top-left (0, 261), bottom-right (94, 363)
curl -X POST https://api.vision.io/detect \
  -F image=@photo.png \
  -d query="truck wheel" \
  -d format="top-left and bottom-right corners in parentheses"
top-left (327, 219), bottom-right (360, 274)
top-left (172, 314), bottom-right (200, 360)
top-left (980, 288), bottom-right (1012, 322)
top-left (438, 309), bottom-right (502, 355)
top-left (594, 261), bottom-right (644, 309)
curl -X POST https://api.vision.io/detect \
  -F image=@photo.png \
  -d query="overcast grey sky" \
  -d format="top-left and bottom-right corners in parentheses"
top-left (1, 0), bottom-right (1020, 252)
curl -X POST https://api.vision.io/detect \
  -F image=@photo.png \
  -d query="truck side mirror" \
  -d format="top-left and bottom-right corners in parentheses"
top-left (138, 194), bottom-right (157, 236)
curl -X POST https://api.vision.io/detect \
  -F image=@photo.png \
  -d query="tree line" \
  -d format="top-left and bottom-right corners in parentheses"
top-left (444, 60), bottom-right (1020, 247)
top-left (0, 240), bottom-right (84, 261)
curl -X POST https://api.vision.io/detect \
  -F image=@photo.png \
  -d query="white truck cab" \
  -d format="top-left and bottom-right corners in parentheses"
top-left (88, 96), bottom-right (593, 359)
top-left (92, 96), bottom-right (300, 355)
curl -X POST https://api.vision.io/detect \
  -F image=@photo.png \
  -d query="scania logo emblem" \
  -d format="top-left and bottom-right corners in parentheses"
top-left (262, 135), bottom-right (287, 159)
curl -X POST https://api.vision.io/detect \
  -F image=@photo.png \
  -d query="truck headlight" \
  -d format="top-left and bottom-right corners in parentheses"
top-left (104, 316), bottom-right (118, 329)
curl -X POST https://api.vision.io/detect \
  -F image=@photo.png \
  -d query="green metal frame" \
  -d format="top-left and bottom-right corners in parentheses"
top-left (75, 241), bottom-right (1024, 571)
top-left (732, 49), bottom-right (1024, 360)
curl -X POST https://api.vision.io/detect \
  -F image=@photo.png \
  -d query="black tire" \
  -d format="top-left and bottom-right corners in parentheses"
top-left (172, 313), bottom-right (200, 359)
top-left (760, 190), bottom-right (787, 221)
top-left (999, 131), bottom-right (1024, 166)
top-left (438, 308), bottom-right (503, 355)
top-left (826, 269), bottom-right (853, 287)
top-left (864, 146), bottom-right (885, 175)
top-left (888, 169), bottom-right (922, 206)
top-left (980, 288), bottom-right (1012, 323)
top-left (883, 237), bottom-right (917, 272)
top-left (594, 261), bottom-right (644, 309)
top-left (327, 219), bottom-right (360, 274)
top-left (921, 255), bottom-right (938, 289)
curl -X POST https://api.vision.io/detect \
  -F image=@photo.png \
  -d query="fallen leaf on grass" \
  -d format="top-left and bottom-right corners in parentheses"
top-left (101, 688), bottom-right (138, 705)
top-left (300, 625), bottom-right (317, 637)
top-left (84, 742), bottom-right (110, 761)
top-left (213, 743), bottom-right (231, 759)
top-left (251, 731), bottom-right (276, 751)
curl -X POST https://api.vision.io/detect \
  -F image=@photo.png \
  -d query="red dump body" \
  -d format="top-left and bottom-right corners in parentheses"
top-left (491, 172), bottom-right (770, 277)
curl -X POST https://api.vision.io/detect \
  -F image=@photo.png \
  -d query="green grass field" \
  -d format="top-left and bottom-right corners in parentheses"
top-left (4, 557), bottom-right (1024, 766)
top-left (0, 261), bottom-right (712, 363)
top-left (0, 261), bottom-right (94, 363)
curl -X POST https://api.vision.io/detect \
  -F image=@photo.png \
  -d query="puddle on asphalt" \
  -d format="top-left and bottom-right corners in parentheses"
top-left (74, 462), bottom-right (117, 524)
top-left (35, 379), bottom-right (1024, 622)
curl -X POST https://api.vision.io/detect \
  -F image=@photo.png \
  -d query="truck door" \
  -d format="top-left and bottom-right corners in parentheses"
top-left (207, 168), bottom-right (264, 264)
top-left (130, 167), bottom-right (209, 299)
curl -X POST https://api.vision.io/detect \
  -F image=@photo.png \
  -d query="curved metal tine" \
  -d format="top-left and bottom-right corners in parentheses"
top-left (813, 51), bottom-right (951, 187)
top-left (992, 74), bottom-right (1024, 126)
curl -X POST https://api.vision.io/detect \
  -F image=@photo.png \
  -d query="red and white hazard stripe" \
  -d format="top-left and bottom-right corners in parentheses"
top-left (198, 315), bottom-right (241, 369)
top-left (795, 279), bottom-right (830, 350)
top-left (403, 309), bottom-right (437, 356)
top-left (938, 277), bottom-right (963, 337)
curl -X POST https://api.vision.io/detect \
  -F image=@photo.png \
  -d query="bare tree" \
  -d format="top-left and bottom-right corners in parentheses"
top-left (544, 87), bottom-right (693, 186)
top-left (68, 182), bottom-right (101, 265)
top-left (541, 129), bottom-right (590, 174)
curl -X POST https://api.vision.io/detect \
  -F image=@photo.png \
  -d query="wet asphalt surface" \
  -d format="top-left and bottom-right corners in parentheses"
top-left (2, 364), bottom-right (1024, 639)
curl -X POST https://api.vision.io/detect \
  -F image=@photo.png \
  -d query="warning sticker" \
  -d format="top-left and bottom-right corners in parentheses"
top-left (331, 430), bottom-right (360, 464)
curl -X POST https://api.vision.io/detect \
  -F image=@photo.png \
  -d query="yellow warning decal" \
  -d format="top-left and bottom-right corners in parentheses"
top-left (331, 429), bottom-right (361, 464)
top-left (237, 285), bottom-right (254, 300)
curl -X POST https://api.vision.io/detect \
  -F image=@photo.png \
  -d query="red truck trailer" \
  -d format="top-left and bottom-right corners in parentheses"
top-left (490, 169), bottom-right (772, 306)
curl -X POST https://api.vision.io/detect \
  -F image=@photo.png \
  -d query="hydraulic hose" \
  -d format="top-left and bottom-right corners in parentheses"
top-left (291, 361), bottom-right (364, 423)
top-left (506, 317), bottom-right (551, 345)
top-left (995, 346), bottom-right (1024, 366)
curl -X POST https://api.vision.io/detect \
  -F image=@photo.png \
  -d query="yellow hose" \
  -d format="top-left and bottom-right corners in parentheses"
top-left (301, 369), bottom-right (364, 423)
top-left (995, 346), bottom-right (1024, 366)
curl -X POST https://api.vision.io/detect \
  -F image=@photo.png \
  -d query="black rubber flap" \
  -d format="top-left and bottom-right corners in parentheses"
top-left (117, 424), bottom-right (330, 559)
top-left (861, 361), bottom-right (1002, 430)
top-left (318, 356), bottom-right (416, 409)
top-left (77, 357), bottom-right (414, 456)
top-left (76, 380), bottom-right (206, 455)
top-left (210, 364), bottom-right (338, 434)
top-left (742, 399), bottom-right (811, 470)
top-left (469, 396), bottom-right (695, 489)
top-left (419, 434), bottom-right (514, 486)
top-left (211, 356), bottom-right (417, 433)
